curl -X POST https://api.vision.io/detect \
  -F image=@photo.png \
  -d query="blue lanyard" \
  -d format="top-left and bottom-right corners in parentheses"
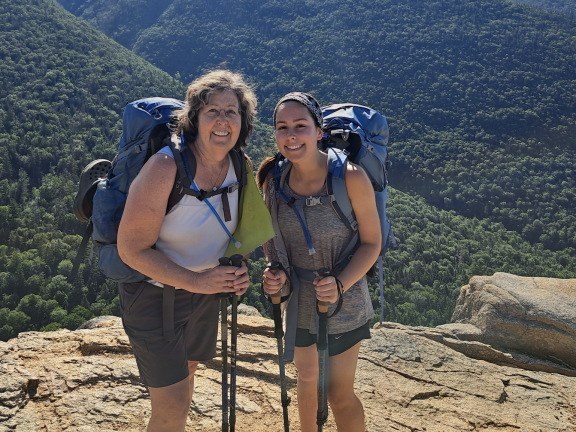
top-left (180, 133), bottom-right (241, 250)
top-left (275, 164), bottom-right (316, 255)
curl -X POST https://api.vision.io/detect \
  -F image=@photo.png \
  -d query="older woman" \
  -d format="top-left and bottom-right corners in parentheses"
top-left (117, 70), bottom-right (257, 432)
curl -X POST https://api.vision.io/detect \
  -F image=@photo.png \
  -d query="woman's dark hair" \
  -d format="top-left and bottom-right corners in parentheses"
top-left (256, 155), bottom-right (276, 190)
top-left (273, 92), bottom-right (323, 127)
top-left (176, 70), bottom-right (257, 150)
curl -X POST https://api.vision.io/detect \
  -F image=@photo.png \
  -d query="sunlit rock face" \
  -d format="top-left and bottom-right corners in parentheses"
top-left (1, 275), bottom-right (575, 431)
top-left (451, 272), bottom-right (576, 368)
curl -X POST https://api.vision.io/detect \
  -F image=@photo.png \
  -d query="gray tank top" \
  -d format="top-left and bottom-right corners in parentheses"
top-left (276, 178), bottom-right (374, 334)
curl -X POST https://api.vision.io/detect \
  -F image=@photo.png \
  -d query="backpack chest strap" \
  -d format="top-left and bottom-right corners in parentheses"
top-left (178, 182), bottom-right (239, 221)
top-left (292, 194), bottom-right (336, 207)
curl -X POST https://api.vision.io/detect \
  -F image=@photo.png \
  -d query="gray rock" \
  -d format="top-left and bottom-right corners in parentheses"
top-left (77, 316), bottom-right (123, 330)
top-left (225, 303), bottom-right (262, 317)
top-left (452, 272), bottom-right (576, 368)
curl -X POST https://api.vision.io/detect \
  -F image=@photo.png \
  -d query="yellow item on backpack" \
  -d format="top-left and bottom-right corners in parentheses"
top-left (225, 161), bottom-right (275, 257)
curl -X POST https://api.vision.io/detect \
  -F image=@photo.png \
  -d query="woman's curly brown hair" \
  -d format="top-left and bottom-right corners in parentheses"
top-left (176, 70), bottom-right (257, 150)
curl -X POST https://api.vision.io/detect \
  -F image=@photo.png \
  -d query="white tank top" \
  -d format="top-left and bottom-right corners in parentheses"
top-left (149, 146), bottom-right (239, 287)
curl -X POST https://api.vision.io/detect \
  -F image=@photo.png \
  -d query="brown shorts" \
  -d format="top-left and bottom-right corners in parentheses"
top-left (119, 281), bottom-right (220, 388)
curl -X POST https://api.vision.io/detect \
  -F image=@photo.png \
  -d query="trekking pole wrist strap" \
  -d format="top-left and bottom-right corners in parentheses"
top-left (261, 279), bottom-right (292, 304)
top-left (262, 262), bottom-right (292, 304)
top-left (314, 275), bottom-right (344, 318)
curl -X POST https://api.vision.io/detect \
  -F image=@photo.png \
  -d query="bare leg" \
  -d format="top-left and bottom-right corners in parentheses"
top-left (293, 344), bottom-right (319, 432)
top-left (187, 361), bottom-right (199, 400)
top-left (328, 342), bottom-right (365, 432)
top-left (146, 361), bottom-right (199, 432)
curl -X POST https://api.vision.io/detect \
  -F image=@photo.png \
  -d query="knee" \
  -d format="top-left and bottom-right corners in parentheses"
top-left (327, 387), bottom-right (358, 412)
top-left (150, 387), bottom-right (191, 424)
top-left (294, 359), bottom-right (318, 383)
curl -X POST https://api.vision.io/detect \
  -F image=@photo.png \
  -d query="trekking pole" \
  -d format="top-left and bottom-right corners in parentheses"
top-left (378, 256), bottom-right (384, 325)
top-left (228, 254), bottom-right (244, 432)
top-left (316, 268), bottom-right (331, 432)
top-left (218, 256), bottom-right (232, 432)
top-left (267, 261), bottom-right (291, 432)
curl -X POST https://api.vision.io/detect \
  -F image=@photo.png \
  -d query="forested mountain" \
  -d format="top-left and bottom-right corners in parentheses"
top-left (0, 0), bottom-right (278, 341)
top-left (512, 0), bottom-right (576, 15)
top-left (0, 0), bottom-right (183, 340)
top-left (1, 0), bottom-right (575, 341)
top-left (55, 0), bottom-right (576, 253)
top-left (54, 0), bottom-right (175, 48)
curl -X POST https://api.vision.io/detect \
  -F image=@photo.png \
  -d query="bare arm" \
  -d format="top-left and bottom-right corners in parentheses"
top-left (117, 153), bottom-right (248, 295)
top-left (314, 163), bottom-right (381, 302)
top-left (261, 175), bottom-right (288, 292)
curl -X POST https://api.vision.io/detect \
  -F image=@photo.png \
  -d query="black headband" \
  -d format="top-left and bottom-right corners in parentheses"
top-left (273, 92), bottom-right (323, 127)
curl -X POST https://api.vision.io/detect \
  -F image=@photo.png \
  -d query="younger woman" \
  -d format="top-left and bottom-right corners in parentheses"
top-left (258, 92), bottom-right (381, 432)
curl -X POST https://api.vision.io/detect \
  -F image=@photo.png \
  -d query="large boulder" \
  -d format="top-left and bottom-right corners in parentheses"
top-left (451, 272), bottom-right (576, 368)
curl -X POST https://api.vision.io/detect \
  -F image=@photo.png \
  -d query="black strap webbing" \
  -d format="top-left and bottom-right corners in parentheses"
top-left (67, 222), bottom-right (93, 284)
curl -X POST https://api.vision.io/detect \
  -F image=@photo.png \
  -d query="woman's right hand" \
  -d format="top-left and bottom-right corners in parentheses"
top-left (262, 268), bottom-right (286, 295)
top-left (197, 266), bottom-right (247, 295)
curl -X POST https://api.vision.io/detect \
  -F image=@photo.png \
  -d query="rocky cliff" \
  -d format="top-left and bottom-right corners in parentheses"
top-left (1, 273), bottom-right (575, 432)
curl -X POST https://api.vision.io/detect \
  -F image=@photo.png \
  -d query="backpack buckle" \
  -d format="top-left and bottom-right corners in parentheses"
top-left (306, 196), bottom-right (322, 206)
top-left (197, 190), bottom-right (207, 201)
top-left (226, 183), bottom-right (239, 194)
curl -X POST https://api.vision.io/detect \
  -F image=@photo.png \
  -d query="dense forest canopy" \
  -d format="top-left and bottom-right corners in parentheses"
top-left (55, 0), bottom-right (576, 252)
top-left (0, 0), bottom-right (574, 340)
top-left (512, 0), bottom-right (576, 15)
top-left (0, 0), bottom-right (276, 340)
top-left (54, 0), bottom-right (175, 48)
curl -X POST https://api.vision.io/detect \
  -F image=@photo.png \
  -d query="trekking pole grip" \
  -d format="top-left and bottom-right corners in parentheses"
top-left (317, 268), bottom-right (331, 314)
top-left (229, 253), bottom-right (244, 301)
top-left (267, 261), bottom-right (282, 305)
top-left (219, 257), bottom-right (232, 266)
top-left (229, 254), bottom-right (244, 268)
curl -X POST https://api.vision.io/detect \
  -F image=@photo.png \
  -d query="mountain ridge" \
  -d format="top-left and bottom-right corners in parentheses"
top-left (53, 0), bottom-right (576, 251)
top-left (1, 0), bottom-right (575, 341)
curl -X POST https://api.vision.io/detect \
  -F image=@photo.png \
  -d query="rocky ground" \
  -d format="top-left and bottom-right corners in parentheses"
top-left (1, 309), bottom-right (575, 432)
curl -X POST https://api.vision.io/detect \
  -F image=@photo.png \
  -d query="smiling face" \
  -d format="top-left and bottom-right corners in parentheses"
top-left (275, 101), bottom-right (323, 162)
top-left (195, 89), bottom-right (242, 159)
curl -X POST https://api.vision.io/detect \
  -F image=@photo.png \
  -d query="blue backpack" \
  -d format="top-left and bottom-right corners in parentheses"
top-left (273, 103), bottom-right (396, 324)
top-left (70, 97), bottom-right (247, 284)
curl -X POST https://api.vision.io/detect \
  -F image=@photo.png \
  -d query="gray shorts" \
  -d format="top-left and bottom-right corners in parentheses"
top-left (119, 281), bottom-right (220, 388)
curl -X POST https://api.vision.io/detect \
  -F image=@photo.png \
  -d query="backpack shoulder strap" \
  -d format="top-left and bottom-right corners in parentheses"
top-left (166, 134), bottom-right (245, 217)
top-left (326, 148), bottom-right (357, 232)
top-left (272, 154), bottom-right (319, 255)
top-left (229, 148), bottom-right (248, 188)
top-left (166, 134), bottom-right (191, 213)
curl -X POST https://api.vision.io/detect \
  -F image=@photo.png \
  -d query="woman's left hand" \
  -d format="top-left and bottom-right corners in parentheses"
top-left (313, 275), bottom-right (339, 304)
top-left (231, 262), bottom-right (250, 296)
